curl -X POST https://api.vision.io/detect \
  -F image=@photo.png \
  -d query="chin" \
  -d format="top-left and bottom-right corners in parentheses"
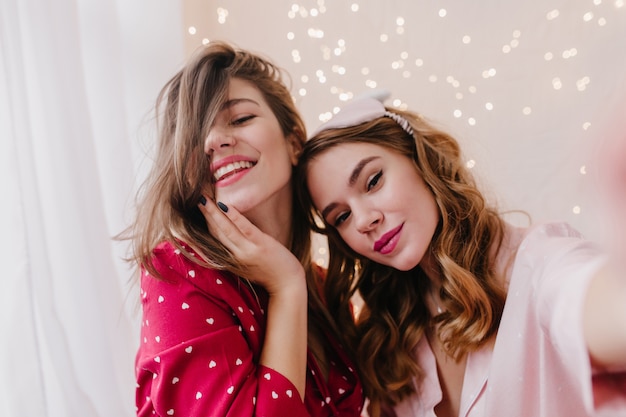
top-left (221, 194), bottom-right (260, 214)
top-left (393, 263), bottom-right (418, 272)
top-left (389, 257), bottom-right (421, 272)
top-left (233, 203), bottom-right (256, 216)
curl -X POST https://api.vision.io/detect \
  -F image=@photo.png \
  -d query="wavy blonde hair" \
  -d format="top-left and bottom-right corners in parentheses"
top-left (295, 110), bottom-right (507, 416)
top-left (122, 41), bottom-right (342, 371)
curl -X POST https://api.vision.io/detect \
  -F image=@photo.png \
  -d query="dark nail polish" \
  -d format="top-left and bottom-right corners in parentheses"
top-left (217, 201), bottom-right (229, 213)
top-left (199, 196), bottom-right (207, 206)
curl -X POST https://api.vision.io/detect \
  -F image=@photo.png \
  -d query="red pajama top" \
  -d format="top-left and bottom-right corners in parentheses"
top-left (135, 240), bottom-right (364, 417)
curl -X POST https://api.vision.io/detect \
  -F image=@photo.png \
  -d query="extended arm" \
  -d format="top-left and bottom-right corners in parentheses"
top-left (583, 261), bottom-right (626, 370)
top-left (584, 132), bottom-right (626, 370)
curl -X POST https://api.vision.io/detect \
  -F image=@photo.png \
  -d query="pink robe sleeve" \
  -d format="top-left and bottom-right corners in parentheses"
top-left (135, 242), bottom-right (310, 417)
top-left (530, 223), bottom-right (626, 415)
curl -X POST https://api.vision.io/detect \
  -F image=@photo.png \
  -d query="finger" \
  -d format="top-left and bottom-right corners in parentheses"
top-left (198, 198), bottom-right (261, 256)
top-left (213, 201), bottom-right (264, 246)
top-left (197, 198), bottom-right (242, 249)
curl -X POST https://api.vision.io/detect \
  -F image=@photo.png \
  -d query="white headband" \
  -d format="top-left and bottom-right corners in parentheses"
top-left (310, 96), bottom-right (414, 138)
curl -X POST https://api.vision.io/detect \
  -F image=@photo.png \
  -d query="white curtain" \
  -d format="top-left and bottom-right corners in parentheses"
top-left (0, 0), bottom-right (184, 415)
top-left (2, 1), bottom-right (625, 416)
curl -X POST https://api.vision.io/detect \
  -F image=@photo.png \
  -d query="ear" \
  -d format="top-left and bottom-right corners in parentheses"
top-left (286, 129), bottom-right (304, 166)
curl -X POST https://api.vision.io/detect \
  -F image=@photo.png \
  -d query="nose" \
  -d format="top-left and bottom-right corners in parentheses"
top-left (354, 205), bottom-right (382, 234)
top-left (204, 125), bottom-right (236, 155)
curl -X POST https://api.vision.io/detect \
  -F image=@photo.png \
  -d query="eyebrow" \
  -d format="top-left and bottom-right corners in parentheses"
top-left (320, 155), bottom-right (380, 220)
top-left (221, 97), bottom-right (260, 110)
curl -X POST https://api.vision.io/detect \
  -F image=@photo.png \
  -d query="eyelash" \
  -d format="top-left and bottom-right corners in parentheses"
top-left (368, 170), bottom-right (382, 191)
top-left (230, 115), bottom-right (255, 126)
top-left (332, 169), bottom-right (383, 227)
top-left (333, 212), bottom-right (350, 227)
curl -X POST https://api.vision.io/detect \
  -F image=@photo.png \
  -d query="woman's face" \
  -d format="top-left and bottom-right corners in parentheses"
top-left (306, 141), bottom-right (440, 271)
top-left (205, 78), bottom-right (297, 215)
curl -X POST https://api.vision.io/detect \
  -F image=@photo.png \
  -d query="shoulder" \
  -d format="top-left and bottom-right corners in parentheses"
top-left (139, 241), bottom-right (253, 335)
top-left (143, 240), bottom-right (239, 298)
top-left (151, 240), bottom-right (196, 272)
top-left (149, 240), bottom-right (222, 279)
top-left (504, 221), bottom-right (584, 249)
top-left (516, 221), bottom-right (600, 265)
top-left (509, 221), bottom-right (607, 299)
top-left (524, 221), bottom-right (584, 242)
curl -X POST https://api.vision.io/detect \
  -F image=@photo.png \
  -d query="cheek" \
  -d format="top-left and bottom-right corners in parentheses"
top-left (270, 150), bottom-right (295, 180)
top-left (339, 230), bottom-right (366, 254)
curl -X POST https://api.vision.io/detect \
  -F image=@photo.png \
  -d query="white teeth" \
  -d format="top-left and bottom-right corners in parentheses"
top-left (214, 160), bottom-right (254, 181)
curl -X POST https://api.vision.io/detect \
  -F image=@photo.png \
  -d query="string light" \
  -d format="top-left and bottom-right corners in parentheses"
top-left (184, 2), bottom-right (626, 262)
top-left (547, 9), bottom-right (560, 20)
top-left (217, 7), bottom-right (228, 24)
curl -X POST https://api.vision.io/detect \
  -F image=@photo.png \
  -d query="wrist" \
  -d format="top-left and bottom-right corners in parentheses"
top-left (267, 273), bottom-right (307, 301)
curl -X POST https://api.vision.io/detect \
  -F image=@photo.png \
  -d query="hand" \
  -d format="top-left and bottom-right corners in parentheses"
top-left (583, 130), bottom-right (626, 369)
top-left (198, 198), bottom-right (309, 398)
top-left (597, 132), bottom-right (626, 263)
top-left (198, 199), bottom-right (306, 296)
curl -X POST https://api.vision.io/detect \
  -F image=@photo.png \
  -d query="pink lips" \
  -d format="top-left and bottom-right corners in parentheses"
top-left (211, 155), bottom-right (255, 187)
top-left (373, 223), bottom-right (404, 254)
top-left (215, 169), bottom-right (249, 187)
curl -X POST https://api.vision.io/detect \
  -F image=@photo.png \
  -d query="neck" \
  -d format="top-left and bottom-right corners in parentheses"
top-left (419, 246), bottom-right (442, 286)
top-left (418, 247), bottom-right (445, 316)
top-left (242, 186), bottom-right (293, 247)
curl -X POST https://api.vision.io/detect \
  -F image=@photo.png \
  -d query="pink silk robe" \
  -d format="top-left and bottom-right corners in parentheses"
top-left (394, 222), bottom-right (626, 417)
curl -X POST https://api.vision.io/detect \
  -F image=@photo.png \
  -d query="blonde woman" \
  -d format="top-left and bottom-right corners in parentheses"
top-left (126, 42), bottom-right (364, 417)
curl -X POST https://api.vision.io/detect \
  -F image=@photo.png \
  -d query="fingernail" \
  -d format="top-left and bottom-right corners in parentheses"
top-left (199, 196), bottom-right (207, 206)
top-left (217, 201), bottom-right (228, 213)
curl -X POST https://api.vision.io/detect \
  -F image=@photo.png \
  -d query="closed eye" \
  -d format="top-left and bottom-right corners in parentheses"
top-left (230, 115), bottom-right (255, 126)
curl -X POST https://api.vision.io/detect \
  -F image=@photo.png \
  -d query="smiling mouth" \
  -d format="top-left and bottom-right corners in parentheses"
top-left (213, 161), bottom-right (255, 182)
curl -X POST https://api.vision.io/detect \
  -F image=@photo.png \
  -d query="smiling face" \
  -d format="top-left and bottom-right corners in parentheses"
top-left (306, 141), bottom-right (440, 271)
top-left (204, 78), bottom-right (298, 216)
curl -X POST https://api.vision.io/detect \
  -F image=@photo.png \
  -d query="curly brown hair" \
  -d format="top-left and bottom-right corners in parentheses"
top-left (295, 109), bottom-right (507, 416)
